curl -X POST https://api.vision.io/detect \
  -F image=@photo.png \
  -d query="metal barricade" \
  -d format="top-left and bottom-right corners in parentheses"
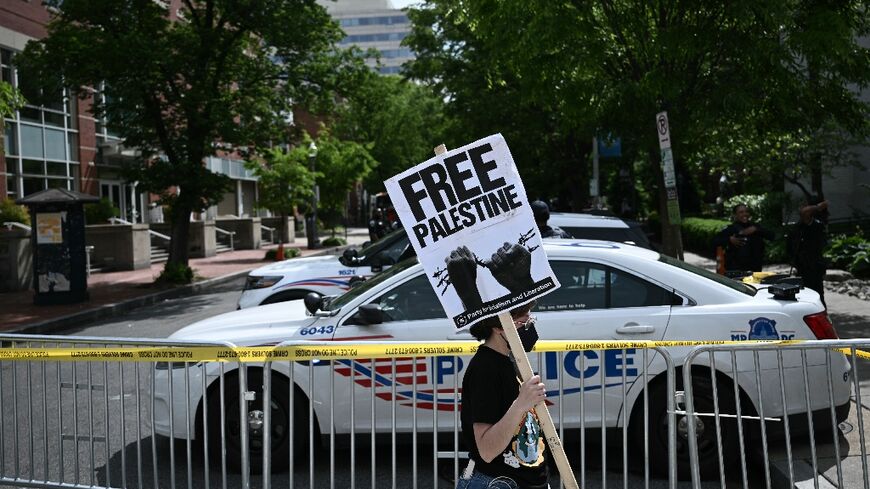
top-left (0, 338), bottom-right (679, 489)
top-left (0, 334), bottom-right (240, 489)
top-left (682, 339), bottom-right (870, 489)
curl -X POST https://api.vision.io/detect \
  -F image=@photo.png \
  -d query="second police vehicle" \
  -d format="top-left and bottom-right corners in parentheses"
top-left (155, 240), bottom-right (849, 478)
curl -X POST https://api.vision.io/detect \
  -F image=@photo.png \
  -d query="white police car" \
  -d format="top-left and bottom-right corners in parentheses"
top-left (237, 229), bottom-right (414, 308)
top-left (238, 214), bottom-right (650, 309)
top-left (155, 240), bottom-right (849, 478)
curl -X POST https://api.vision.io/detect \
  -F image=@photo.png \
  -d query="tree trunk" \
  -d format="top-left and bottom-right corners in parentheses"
top-left (279, 210), bottom-right (286, 247)
top-left (167, 202), bottom-right (192, 267)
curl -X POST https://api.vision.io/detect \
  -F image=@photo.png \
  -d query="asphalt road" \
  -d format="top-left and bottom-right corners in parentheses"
top-left (2, 281), bottom-right (868, 488)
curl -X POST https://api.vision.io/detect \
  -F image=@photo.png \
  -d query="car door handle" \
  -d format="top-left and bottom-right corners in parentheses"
top-left (616, 324), bottom-right (655, 334)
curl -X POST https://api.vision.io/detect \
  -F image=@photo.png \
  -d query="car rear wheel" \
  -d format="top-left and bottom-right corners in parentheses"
top-left (634, 373), bottom-right (741, 481)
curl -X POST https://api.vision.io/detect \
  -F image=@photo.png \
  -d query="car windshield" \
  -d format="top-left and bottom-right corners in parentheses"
top-left (658, 254), bottom-right (757, 296)
top-left (322, 258), bottom-right (420, 312)
top-left (343, 230), bottom-right (409, 265)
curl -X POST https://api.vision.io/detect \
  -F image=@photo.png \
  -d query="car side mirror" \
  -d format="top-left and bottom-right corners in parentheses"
top-left (342, 248), bottom-right (359, 265)
top-left (357, 303), bottom-right (385, 325)
top-left (304, 292), bottom-right (324, 315)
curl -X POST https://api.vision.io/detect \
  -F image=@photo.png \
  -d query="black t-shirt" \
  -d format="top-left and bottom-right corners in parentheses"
top-left (461, 346), bottom-right (549, 488)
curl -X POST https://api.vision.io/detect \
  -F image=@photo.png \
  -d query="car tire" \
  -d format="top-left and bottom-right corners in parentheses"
top-left (207, 370), bottom-right (312, 473)
top-left (633, 373), bottom-right (741, 481)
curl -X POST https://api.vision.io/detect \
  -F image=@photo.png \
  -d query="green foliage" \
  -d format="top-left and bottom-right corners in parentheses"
top-left (333, 73), bottom-right (453, 192)
top-left (0, 81), bottom-right (25, 119)
top-left (722, 193), bottom-right (791, 228)
top-left (0, 198), bottom-right (30, 225)
top-left (248, 146), bottom-right (315, 218)
top-left (321, 237), bottom-right (346, 247)
top-left (264, 247), bottom-right (300, 261)
top-left (311, 131), bottom-right (376, 230)
top-left (156, 262), bottom-right (194, 285)
top-left (681, 217), bottom-right (730, 256)
top-left (825, 231), bottom-right (870, 278)
top-left (16, 0), bottom-right (368, 267)
top-left (84, 198), bottom-right (120, 225)
top-left (405, 0), bottom-right (870, 254)
top-left (765, 239), bottom-right (790, 265)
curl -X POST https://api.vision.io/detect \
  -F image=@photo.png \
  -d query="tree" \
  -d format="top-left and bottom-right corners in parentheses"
top-left (310, 132), bottom-right (377, 235)
top-left (247, 145), bottom-right (315, 254)
top-left (0, 81), bottom-right (25, 161)
top-left (15, 0), bottom-right (367, 278)
top-left (406, 0), bottom-right (870, 257)
top-left (332, 72), bottom-right (452, 192)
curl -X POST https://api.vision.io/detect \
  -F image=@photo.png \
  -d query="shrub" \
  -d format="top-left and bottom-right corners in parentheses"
top-left (681, 217), bottom-right (729, 257)
top-left (264, 247), bottom-right (300, 261)
top-left (321, 236), bottom-right (346, 247)
top-left (0, 198), bottom-right (29, 225)
top-left (84, 198), bottom-right (120, 224)
top-left (825, 231), bottom-right (870, 278)
top-left (723, 193), bottom-right (789, 228)
top-left (156, 262), bottom-right (194, 285)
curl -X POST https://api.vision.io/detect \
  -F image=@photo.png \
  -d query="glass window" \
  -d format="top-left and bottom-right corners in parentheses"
top-left (45, 128), bottom-right (66, 160)
top-left (22, 159), bottom-right (44, 175)
top-left (46, 178), bottom-right (69, 189)
top-left (20, 125), bottom-right (44, 158)
top-left (5, 157), bottom-right (18, 174)
top-left (67, 133), bottom-right (79, 161)
top-left (609, 268), bottom-right (673, 308)
top-left (19, 107), bottom-right (41, 124)
top-left (46, 161), bottom-right (67, 176)
top-left (3, 122), bottom-right (15, 155)
top-left (537, 261), bottom-right (608, 311)
top-left (44, 111), bottom-right (65, 128)
top-left (70, 165), bottom-right (79, 190)
top-left (1, 66), bottom-right (11, 85)
top-left (22, 177), bottom-right (45, 196)
top-left (324, 258), bottom-right (418, 312)
top-left (365, 274), bottom-right (445, 322)
top-left (658, 254), bottom-right (757, 296)
top-left (6, 174), bottom-right (17, 194)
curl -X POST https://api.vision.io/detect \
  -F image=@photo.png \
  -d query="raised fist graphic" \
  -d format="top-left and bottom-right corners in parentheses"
top-left (489, 242), bottom-right (534, 293)
top-left (445, 246), bottom-right (484, 309)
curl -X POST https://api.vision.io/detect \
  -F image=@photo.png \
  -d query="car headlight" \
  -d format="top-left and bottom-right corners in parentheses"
top-left (244, 275), bottom-right (283, 290)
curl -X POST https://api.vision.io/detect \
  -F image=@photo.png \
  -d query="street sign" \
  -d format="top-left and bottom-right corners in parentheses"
top-left (384, 133), bottom-right (560, 329)
top-left (657, 112), bottom-right (671, 150)
top-left (656, 112), bottom-right (681, 224)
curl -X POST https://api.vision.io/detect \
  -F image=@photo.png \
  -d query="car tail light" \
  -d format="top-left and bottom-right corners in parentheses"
top-left (804, 311), bottom-right (838, 339)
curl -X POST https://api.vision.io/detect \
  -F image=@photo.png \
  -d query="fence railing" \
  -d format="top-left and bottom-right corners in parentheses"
top-left (0, 337), bottom-right (868, 489)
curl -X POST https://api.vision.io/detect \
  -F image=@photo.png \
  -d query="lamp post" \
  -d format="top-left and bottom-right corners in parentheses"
top-left (307, 141), bottom-right (319, 249)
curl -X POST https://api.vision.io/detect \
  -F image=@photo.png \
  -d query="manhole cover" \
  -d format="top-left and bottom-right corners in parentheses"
top-left (839, 421), bottom-right (853, 434)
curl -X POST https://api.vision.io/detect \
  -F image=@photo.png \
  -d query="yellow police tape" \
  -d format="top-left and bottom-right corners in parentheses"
top-left (0, 340), bottom-right (868, 362)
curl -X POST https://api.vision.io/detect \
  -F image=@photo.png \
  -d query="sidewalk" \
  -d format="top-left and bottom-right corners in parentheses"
top-left (0, 228), bottom-right (370, 334)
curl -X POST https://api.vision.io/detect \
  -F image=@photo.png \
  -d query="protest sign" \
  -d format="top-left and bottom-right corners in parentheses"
top-left (384, 134), bottom-right (560, 328)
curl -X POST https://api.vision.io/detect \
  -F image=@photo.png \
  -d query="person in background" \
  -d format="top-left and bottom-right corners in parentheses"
top-left (457, 302), bottom-right (550, 489)
top-left (792, 196), bottom-right (829, 305)
top-left (530, 201), bottom-right (571, 239)
top-left (711, 203), bottom-right (775, 273)
top-left (368, 208), bottom-right (387, 242)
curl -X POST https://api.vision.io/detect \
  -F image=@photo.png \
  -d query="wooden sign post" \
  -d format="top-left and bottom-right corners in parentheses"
top-left (433, 144), bottom-right (579, 489)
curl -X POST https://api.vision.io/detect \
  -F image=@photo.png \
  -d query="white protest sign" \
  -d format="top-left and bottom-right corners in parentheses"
top-left (384, 134), bottom-right (560, 328)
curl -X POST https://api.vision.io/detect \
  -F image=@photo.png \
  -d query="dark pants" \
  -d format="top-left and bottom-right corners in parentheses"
top-left (798, 265), bottom-right (826, 307)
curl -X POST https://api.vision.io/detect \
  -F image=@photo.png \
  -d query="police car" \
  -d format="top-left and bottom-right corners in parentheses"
top-left (155, 240), bottom-right (849, 478)
top-left (238, 213), bottom-right (648, 309)
top-left (237, 229), bottom-right (413, 308)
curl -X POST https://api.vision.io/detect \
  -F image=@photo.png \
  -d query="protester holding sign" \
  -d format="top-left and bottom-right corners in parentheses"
top-left (458, 302), bottom-right (550, 489)
top-left (385, 134), bottom-right (577, 489)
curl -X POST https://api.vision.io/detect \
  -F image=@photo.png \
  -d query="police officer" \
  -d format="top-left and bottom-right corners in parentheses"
top-left (712, 203), bottom-right (775, 273)
top-left (530, 201), bottom-right (571, 239)
top-left (793, 197), bottom-right (829, 305)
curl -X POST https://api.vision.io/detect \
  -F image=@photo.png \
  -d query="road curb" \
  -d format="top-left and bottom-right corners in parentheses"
top-left (10, 245), bottom-right (350, 336)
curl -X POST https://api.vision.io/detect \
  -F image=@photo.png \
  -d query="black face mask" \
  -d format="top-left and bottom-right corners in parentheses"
top-left (518, 323), bottom-right (539, 352)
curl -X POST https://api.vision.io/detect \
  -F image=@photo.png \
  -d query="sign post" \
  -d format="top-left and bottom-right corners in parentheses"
top-left (656, 111), bottom-right (681, 225)
top-left (386, 135), bottom-right (578, 489)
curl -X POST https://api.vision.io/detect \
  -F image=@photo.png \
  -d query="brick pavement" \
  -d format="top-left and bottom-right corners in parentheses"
top-left (0, 230), bottom-right (369, 332)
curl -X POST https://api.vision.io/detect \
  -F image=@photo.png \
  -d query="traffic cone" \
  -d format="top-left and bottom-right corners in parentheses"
top-left (276, 243), bottom-right (285, 261)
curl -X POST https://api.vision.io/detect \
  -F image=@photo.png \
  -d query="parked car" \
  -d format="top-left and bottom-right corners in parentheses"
top-left (549, 212), bottom-right (653, 249)
top-left (238, 213), bottom-right (651, 309)
top-left (236, 229), bottom-right (413, 309)
top-left (155, 240), bottom-right (849, 478)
